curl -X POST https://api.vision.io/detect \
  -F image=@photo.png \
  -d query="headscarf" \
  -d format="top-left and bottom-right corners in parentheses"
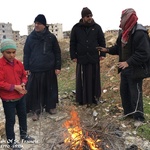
top-left (119, 8), bottom-right (138, 45)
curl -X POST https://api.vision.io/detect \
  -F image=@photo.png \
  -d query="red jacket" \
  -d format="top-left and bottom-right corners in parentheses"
top-left (0, 57), bottom-right (27, 100)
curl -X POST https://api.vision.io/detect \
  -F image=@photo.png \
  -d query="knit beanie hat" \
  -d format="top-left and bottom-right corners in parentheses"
top-left (81, 7), bottom-right (93, 18)
top-left (34, 14), bottom-right (47, 26)
top-left (0, 39), bottom-right (17, 52)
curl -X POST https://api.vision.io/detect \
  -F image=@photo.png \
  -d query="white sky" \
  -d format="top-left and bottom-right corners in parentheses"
top-left (0, 0), bottom-right (150, 35)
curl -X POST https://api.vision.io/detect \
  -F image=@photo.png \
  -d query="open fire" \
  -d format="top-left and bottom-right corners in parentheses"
top-left (63, 109), bottom-right (102, 150)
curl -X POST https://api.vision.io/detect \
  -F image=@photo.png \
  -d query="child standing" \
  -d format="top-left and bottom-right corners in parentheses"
top-left (0, 39), bottom-right (34, 150)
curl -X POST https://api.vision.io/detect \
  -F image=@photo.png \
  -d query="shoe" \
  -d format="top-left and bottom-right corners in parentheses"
top-left (134, 120), bottom-right (144, 127)
top-left (20, 135), bottom-right (35, 143)
top-left (32, 113), bottom-right (39, 121)
top-left (78, 102), bottom-right (83, 105)
top-left (9, 141), bottom-right (23, 150)
top-left (119, 114), bottom-right (133, 120)
top-left (93, 100), bottom-right (99, 105)
top-left (49, 108), bottom-right (57, 114)
top-left (134, 117), bottom-right (145, 122)
top-left (126, 144), bottom-right (138, 150)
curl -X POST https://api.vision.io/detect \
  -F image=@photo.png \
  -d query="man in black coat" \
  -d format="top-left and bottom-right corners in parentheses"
top-left (97, 8), bottom-right (150, 123)
top-left (23, 14), bottom-right (61, 121)
top-left (70, 7), bottom-right (106, 105)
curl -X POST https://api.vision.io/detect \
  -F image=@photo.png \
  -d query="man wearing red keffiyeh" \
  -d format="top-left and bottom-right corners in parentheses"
top-left (120, 8), bottom-right (138, 46)
top-left (97, 8), bottom-right (150, 124)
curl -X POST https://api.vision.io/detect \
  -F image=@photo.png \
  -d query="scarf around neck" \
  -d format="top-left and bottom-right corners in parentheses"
top-left (119, 8), bottom-right (138, 46)
top-left (79, 18), bottom-right (95, 27)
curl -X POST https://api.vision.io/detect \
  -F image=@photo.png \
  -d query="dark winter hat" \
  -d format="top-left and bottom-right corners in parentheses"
top-left (0, 39), bottom-right (16, 52)
top-left (34, 14), bottom-right (47, 26)
top-left (81, 7), bottom-right (93, 18)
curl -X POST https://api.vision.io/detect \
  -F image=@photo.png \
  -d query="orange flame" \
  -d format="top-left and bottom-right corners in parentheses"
top-left (63, 109), bottom-right (101, 150)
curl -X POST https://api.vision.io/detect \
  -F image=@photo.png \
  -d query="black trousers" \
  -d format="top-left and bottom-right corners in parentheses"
top-left (2, 97), bottom-right (27, 143)
top-left (120, 68), bottom-right (144, 120)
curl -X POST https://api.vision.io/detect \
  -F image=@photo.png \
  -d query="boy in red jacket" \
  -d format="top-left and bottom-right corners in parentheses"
top-left (0, 39), bottom-right (34, 150)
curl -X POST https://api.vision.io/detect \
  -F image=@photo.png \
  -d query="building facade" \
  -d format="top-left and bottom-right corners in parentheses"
top-left (0, 23), bottom-right (13, 41)
top-left (28, 23), bottom-right (63, 41)
top-left (1, 22), bottom-right (150, 43)
top-left (0, 22), bottom-right (20, 42)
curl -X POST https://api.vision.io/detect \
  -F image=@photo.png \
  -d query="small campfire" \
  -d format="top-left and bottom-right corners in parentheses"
top-left (63, 109), bottom-right (103, 150)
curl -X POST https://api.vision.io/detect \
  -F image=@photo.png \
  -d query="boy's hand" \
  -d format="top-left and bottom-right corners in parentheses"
top-left (14, 85), bottom-right (27, 94)
top-left (21, 83), bottom-right (26, 90)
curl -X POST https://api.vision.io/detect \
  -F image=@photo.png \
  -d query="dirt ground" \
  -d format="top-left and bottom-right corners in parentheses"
top-left (13, 52), bottom-right (150, 150)
top-left (0, 37), bottom-right (150, 150)
top-left (0, 99), bottom-right (128, 150)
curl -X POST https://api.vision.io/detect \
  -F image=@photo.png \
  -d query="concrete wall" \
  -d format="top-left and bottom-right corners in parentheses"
top-left (27, 23), bottom-right (64, 41)
top-left (0, 22), bottom-right (13, 41)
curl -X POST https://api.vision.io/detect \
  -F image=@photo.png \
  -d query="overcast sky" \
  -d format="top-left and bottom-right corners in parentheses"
top-left (0, 0), bottom-right (149, 35)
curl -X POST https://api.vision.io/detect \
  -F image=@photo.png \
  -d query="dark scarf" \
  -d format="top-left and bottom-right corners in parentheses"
top-left (35, 28), bottom-right (47, 39)
top-left (79, 18), bottom-right (95, 27)
top-left (32, 26), bottom-right (50, 42)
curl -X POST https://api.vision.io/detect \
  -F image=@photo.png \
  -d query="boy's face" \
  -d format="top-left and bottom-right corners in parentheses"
top-left (2, 49), bottom-right (16, 62)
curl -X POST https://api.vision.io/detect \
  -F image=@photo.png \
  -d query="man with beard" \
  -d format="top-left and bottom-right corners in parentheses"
top-left (70, 7), bottom-right (106, 106)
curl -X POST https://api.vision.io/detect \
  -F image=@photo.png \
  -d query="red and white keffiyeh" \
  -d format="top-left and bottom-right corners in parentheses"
top-left (119, 8), bottom-right (138, 46)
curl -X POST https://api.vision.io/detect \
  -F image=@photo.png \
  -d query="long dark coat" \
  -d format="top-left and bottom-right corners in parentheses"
top-left (70, 20), bottom-right (106, 105)
top-left (23, 28), bottom-right (61, 113)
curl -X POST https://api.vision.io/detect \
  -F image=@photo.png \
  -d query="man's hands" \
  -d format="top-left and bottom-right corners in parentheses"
top-left (26, 70), bottom-right (30, 76)
top-left (96, 47), bottom-right (129, 69)
top-left (96, 47), bottom-right (108, 52)
top-left (72, 58), bottom-right (77, 62)
top-left (118, 61), bottom-right (129, 69)
top-left (55, 69), bottom-right (61, 75)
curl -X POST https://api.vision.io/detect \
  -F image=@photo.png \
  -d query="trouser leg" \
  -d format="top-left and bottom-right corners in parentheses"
top-left (2, 101), bottom-right (16, 143)
top-left (16, 97), bottom-right (27, 138)
top-left (120, 72), bottom-right (132, 115)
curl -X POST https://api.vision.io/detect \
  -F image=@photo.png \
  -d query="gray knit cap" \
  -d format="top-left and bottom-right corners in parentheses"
top-left (0, 39), bottom-right (16, 52)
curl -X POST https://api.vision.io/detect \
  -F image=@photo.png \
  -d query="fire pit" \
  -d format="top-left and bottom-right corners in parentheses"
top-left (63, 109), bottom-right (110, 150)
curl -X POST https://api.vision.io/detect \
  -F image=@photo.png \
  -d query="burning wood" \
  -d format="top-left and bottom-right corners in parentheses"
top-left (63, 109), bottom-right (102, 150)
